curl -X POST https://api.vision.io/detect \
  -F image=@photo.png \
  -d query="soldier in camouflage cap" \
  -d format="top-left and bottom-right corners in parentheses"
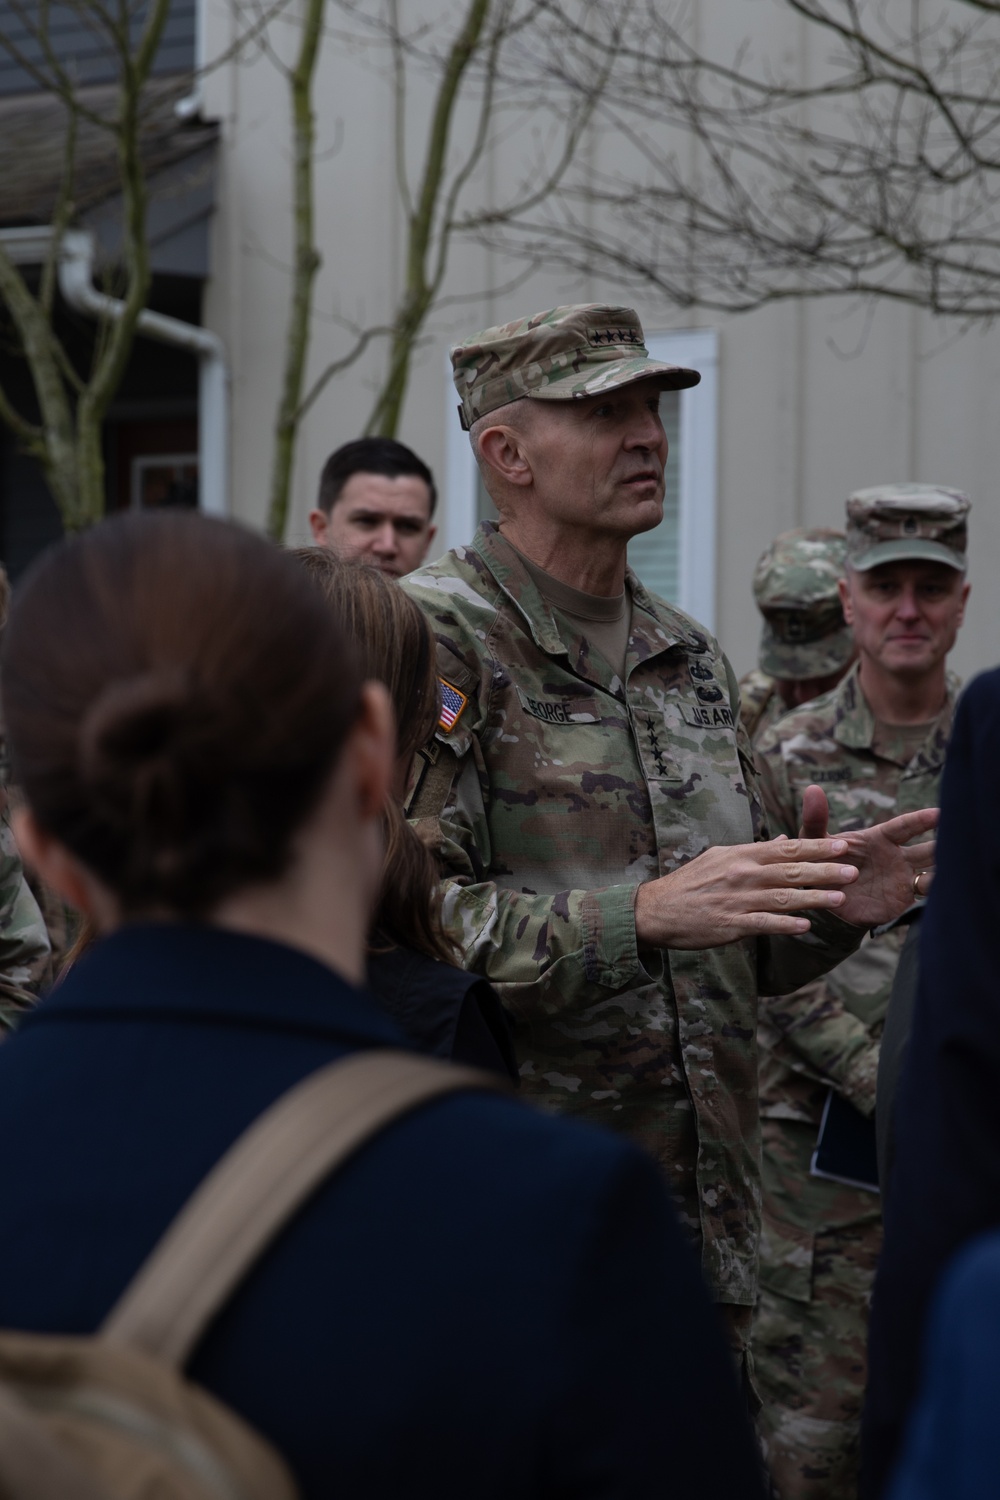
top-left (403, 303), bottom-right (938, 1388)
top-left (451, 303), bottom-right (700, 430)
top-left (739, 529), bottom-right (856, 746)
top-left (846, 484), bottom-right (969, 571)
top-left (751, 485), bottom-right (971, 1499)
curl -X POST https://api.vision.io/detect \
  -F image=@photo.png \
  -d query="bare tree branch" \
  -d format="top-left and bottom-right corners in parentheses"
top-left (0, 0), bottom-right (177, 529)
top-left (266, 0), bottom-right (327, 542)
top-left (503, 0), bottom-right (1000, 322)
top-left (363, 0), bottom-right (492, 437)
top-left (297, 321), bottom-right (398, 420)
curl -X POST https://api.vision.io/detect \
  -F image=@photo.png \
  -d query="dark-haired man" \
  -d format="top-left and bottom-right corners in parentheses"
top-left (309, 437), bottom-right (437, 579)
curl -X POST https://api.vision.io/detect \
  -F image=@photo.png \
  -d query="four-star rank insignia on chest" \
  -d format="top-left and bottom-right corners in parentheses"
top-left (438, 679), bottom-right (468, 732)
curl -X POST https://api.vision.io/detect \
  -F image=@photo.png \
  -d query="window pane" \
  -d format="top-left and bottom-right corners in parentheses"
top-left (627, 388), bottom-right (681, 602)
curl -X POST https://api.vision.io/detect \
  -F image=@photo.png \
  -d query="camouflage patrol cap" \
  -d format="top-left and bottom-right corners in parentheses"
top-left (846, 484), bottom-right (970, 571)
top-left (451, 303), bottom-right (700, 430)
top-left (752, 528), bottom-right (853, 679)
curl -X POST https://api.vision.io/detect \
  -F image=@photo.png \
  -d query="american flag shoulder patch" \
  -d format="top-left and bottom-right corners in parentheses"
top-left (439, 679), bottom-right (468, 733)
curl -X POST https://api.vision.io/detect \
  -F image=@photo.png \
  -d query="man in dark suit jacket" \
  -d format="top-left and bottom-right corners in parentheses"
top-left (864, 668), bottom-right (1000, 1496)
top-left (0, 920), bottom-right (764, 1499)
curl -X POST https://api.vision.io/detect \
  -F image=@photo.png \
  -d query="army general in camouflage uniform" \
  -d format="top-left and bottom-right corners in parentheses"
top-left (752, 486), bottom-right (970, 1498)
top-left (404, 305), bottom-right (938, 1369)
top-left (740, 530), bottom-right (856, 747)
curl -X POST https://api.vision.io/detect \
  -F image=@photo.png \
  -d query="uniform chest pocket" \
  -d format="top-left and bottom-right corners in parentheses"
top-left (634, 699), bottom-right (740, 784)
top-left (634, 708), bottom-right (685, 781)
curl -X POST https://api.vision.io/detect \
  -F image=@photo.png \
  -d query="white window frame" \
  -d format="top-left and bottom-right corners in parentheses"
top-left (647, 328), bottom-right (718, 630)
top-left (441, 326), bottom-right (718, 629)
top-left (130, 452), bottom-right (199, 510)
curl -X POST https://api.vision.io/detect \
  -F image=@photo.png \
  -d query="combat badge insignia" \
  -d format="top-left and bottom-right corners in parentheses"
top-left (439, 679), bottom-right (468, 732)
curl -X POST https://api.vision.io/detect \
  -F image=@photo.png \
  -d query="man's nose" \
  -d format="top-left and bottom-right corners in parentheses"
top-left (625, 414), bottom-right (666, 452)
top-left (895, 586), bottom-right (921, 618)
top-left (371, 523), bottom-right (398, 554)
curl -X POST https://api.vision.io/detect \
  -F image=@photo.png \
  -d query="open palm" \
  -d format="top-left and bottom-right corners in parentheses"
top-left (799, 784), bottom-right (938, 929)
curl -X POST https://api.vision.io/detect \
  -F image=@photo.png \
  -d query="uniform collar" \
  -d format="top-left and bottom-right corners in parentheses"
top-left (627, 570), bottom-right (709, 670)
top-left (830, 664), bottom-right (876, 751)
top-left (832, 661), bottom-right (959, 767)
top-left (27, 922), bottom-right (406, 1049)
top-left (473, 522), bottom-right (690, 690)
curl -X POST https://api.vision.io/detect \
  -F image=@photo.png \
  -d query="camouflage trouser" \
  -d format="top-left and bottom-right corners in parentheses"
top-left (753, 1119), bottom-right (881, 1500)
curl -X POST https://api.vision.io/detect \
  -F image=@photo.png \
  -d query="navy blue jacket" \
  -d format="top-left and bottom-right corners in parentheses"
top-left (0, 923), bottom-right (763, 1499)
top-left (865, 667), bottom-right (1000, 1496)
top-left (887, 1229), bottom-right (1000, 1500)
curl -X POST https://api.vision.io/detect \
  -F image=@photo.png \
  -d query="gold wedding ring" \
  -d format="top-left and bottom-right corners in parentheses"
top-left (913, 870), bottom-right (929, 899)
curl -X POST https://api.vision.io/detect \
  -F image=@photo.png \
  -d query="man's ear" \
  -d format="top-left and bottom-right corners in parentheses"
top-left (347, 681), bottom-right (395, 822)
top-left (11, 808), bottom-right (108, 920)
top-left (957, 577), bottom-right (971, 628)
top-left (838, 574), bottom-right (855, 626)
top-left (477, 425), bottom-right (533, 489)
top-left (308, 509), bottom-right (331, 547)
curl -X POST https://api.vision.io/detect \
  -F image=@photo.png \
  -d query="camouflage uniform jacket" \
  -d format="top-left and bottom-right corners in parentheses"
top-left (738, 668), bottom-right (784, 746)
top-left (404, 524), bottom-right (863, 1306)
top-left (754, 664), bottom-right (957, 1127)
top-left (0, 811), bottom-right (51, 1032)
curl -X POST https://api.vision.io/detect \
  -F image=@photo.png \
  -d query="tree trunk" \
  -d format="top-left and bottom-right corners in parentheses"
top-left (266, 0), bottom-right (326, 541)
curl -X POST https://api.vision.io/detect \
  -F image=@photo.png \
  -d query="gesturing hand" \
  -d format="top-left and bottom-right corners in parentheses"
top-left (633, 785), bottom-right (940, 952)
top-left (634, 835), bottom-right (860, 951)
top-left (810, 800), bottom-right (939, 929)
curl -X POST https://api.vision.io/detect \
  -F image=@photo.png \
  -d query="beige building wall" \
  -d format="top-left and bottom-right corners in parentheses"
top-left (202, 0), bottom-right (998, 686)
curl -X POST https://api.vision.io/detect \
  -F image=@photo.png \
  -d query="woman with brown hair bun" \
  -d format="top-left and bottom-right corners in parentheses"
top-left (292, 549), bottom-right (516, 1081)
top-left (0, 511), bottom-right (767, 1500)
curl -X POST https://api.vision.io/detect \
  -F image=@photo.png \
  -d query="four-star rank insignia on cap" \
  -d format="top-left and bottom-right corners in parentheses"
top-left (439, 679), bottom-right (468, 732)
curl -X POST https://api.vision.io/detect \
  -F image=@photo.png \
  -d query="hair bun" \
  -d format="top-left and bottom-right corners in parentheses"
top-left (4, 511), bottom-right (361, 917)
top-left (78, 668), bottom-right (211, 836)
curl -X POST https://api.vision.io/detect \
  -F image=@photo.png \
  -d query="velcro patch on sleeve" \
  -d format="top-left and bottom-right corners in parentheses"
top-left (439, 679), bottom-right (468, 733)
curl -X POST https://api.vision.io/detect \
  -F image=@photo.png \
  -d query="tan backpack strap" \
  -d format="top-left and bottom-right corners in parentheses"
top-left (0, 1385), bottom-right (110, 1500)
top-left (101, 1049), bottom-right (506, 1368)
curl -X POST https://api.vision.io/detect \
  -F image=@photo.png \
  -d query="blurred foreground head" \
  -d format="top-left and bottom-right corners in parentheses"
top-left (291, 549), bottom-right (455, 963)
top-left (293, 548), bottom-right (438, 790)
top-left (2, 512), bottom-right (377, 922)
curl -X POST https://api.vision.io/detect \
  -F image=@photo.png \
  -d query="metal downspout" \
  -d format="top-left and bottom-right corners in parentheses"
top-left (56, 230), bottom-right (228, 515)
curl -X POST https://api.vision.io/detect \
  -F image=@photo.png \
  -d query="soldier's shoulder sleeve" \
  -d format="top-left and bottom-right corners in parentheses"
top-left (403, 545), bottom-right (502, 680)
top-left (407, 636), bottom-right (484, 826)
top-left (754, 707), bottom-right (812, 841)
top-left (404, 551), bottom-right (500, 823)
top-left (760, 973), bottom-right (882, 1118)
top-left (737, 669), bottom-right (775, 741)
top-left (719, 651), bottom-right (769, 841)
